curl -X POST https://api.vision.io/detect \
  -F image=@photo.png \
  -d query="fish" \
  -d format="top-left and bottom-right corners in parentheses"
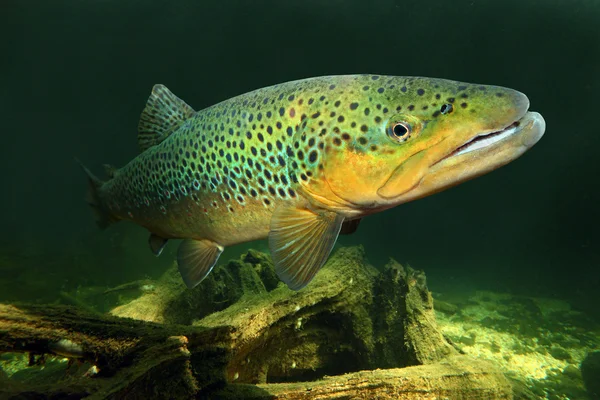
top-left (80, 75), bottom-right (545, 290)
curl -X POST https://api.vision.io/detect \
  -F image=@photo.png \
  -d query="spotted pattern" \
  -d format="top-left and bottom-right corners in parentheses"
top-left (102, 75), bottom-right (510, 237)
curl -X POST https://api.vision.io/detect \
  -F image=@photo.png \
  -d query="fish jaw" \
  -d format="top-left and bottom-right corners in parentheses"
top-left (377, 109), bottom-right (546, 204)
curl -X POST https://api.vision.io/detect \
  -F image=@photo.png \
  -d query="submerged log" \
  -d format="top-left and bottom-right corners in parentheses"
top-left (0, 303), bottom-right (231, 398)
top-left (215, 356), bottom-right (512, 400)
top-left (0, 246), bottom-right (512, 399)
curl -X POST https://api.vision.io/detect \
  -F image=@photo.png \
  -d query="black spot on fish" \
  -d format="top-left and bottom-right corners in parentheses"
top-left (349, 102), bottom-right (359, 110)
top-left (417, 89), bottom-right (425, 96)
top-left (308, 150), bottom-right (317, 163)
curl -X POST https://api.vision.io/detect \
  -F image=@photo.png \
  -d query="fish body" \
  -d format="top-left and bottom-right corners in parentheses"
top-left (81, 75), bottom-right (545, 290)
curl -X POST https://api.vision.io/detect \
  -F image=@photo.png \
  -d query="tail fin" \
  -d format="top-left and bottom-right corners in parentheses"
top-left (75, 158), bottom-right (118, 229)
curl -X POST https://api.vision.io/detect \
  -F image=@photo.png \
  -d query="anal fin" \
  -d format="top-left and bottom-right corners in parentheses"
top-left (177, 239), bottom-right (224, 289)
top-left (149, 234), bottom-right (168, 256)
top-left (269, 206), bottom-right (344, 290)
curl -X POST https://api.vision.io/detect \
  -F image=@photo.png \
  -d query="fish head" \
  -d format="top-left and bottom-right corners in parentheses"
top-left (295, 76), bottom-right (545, 213)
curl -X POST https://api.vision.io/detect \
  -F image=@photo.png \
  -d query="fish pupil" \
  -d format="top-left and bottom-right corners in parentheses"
top-left (393, 123), bottom-right (408, 137)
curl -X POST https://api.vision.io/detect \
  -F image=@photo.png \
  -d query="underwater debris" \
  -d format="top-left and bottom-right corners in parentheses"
top-left (0, 246), bottom-right (512, 398)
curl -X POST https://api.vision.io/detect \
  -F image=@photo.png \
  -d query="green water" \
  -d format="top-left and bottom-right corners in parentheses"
top-left (1, 0), bottom-right (599, 399)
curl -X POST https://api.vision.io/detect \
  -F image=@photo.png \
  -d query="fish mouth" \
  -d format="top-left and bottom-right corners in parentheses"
top-left (434, 111), bottom-right (546, 167)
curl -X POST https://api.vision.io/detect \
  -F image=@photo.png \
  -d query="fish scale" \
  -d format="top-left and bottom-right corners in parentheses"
top-left (107, 75), bottom-right (408, 239)
top-left (80, 74), bottom-right (545, 290)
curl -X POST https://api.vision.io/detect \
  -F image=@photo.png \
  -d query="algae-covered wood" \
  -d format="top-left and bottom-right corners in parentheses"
top-left (0, 247), bottom-right (512, 399)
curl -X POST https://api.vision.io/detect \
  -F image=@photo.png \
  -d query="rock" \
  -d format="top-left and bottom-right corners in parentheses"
top-left (563, 364), bottom-right (581, 380)
top-left (549, 345), bottom-right (572, 361)
top-left (433, 299), bottom-right (459, 315)
top-left (458, 335), bottom-right (476, 346)
top-left (581, 351), bottom-right (600, 399)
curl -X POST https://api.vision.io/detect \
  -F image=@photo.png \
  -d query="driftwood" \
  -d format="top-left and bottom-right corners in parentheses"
top-left (0, 303), bottom-right (231, 398)
top-left (0, 246), bottom-right (513, 399)
top-left (214, 356), bottom-right (512, 399)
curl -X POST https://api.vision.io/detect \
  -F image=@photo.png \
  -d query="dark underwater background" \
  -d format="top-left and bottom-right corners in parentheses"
top-left (1, 0), bottom-right (598, 316)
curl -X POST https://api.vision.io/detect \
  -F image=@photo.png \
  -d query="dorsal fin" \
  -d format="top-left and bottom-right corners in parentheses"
top-left (137, 84), bottom-right (196, 152)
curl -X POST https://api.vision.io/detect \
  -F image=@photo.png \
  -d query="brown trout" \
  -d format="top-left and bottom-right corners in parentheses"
top-left (80, 75), bottom-right (545, 290)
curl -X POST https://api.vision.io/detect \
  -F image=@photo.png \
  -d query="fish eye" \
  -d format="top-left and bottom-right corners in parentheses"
top-left (440, 103), bottom-right (453, 115)
top-left (389, 122), bottom-right (411, 142)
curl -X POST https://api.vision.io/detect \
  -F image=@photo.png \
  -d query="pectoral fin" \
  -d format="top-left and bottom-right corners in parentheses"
top-left (268, 206), bottom-right (344, 290)
top-left (177, 239), bottom-right (224, 289)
